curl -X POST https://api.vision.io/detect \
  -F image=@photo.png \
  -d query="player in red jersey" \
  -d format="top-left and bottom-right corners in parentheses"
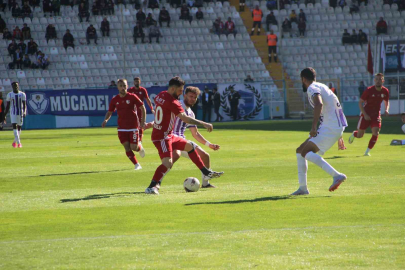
top-left (102, 79), bottom-right (147, 170)
top-left (348, 73), bottom-right (390, 156)
top-left (128, 77), bottom-right (155, 142)
top-left (145, 76), bottom-right (224, 195)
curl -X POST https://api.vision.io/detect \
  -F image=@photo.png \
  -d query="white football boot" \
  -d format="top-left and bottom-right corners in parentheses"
top-left (290, 187), bottom-right (310, 195)
top-left (134, 163), bottom-right (142, 170)
top-left (145, 187), bottom-right (159, 195)
top-left (329, 174), bottom-right (347, 192)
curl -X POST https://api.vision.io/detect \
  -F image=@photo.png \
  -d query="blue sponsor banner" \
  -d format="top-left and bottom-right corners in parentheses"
top-left (26, 83), bottom-right (215, 116)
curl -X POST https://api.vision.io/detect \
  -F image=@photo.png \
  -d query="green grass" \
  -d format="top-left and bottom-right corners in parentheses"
top-left (1, 119), bottom-right (405, 269)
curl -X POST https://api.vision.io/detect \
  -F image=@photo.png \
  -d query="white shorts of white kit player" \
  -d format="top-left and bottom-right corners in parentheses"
top-left (10, 114), bottom-right (24, 126)
top-left (309, 126), bottom-right (344, 155)
top-left (181, 145), bottom-right (203, 159)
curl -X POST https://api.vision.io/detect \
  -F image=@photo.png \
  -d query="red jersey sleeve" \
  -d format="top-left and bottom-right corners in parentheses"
top-left (361, 87), bottom-right (370, 101)
top-left (132, 93), bottom-right (144, 107)
top-left (170, 99), bottom-right (184, 115)
top-left (108, 96), bottom-right (116, 112)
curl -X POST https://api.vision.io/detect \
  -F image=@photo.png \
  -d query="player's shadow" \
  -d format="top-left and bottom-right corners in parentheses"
top-left (324, 156), bottom-right (347, 160)
top-left (60, 192), bottom-right (144, 203)
top-left (37, 169), bottom-right (128, 177)
top-left (185, 195), bottom-right (330, 206)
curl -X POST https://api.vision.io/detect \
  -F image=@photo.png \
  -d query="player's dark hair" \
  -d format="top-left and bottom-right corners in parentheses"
top-left (169, 76), bottom-right (185, 87)
top-left (11, 82), bottom-right (19, 91)
top-left (185, 86), bottom-right (201, 96)
top-left (375, 73), bottom-right (384, 77)
top-left (134, 77), bottom-right (140, 81)
top-left (300, 67), bottom-right (316, 81)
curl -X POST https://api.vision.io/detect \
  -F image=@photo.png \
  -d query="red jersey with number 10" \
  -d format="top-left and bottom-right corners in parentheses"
top-left (108, 93), bottom-right (143, 130)
top-left (151, 91), bottom-right (184, 141)
top-left (360, 86), bottom-right (389, 118)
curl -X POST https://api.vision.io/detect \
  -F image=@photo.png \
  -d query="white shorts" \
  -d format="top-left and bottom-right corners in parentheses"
top-left (309, 126), bottom-right (344, 155)
top-left (11, 114), bottom-right (24, 126)
top-left (180, 145), bottom-right (203, 159)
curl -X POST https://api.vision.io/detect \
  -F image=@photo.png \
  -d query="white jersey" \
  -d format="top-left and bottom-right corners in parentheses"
top-left (6, 91), bottom-right (26, 116)
top-left (307, 82), bottom-right (347, 129)
top-left (173, 100), bottom-right (196, 138)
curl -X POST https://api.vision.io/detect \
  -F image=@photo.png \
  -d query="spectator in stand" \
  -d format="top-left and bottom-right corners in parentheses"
top-left (266, 0), bottom-right (277, 10)
top-left (133, 21), bottom-right (145, 43)
top-left (145, 13), bottom-right (156, 27)
top-left (148, 21), bottom-right (161, 43)
top-left (9, 0), bottom-right (17, 11)
top-left (282, 18), bottom-right (291, 38)
top-left (27, 38), bottom-right (38, 54)
top-left (224, 17), bottom-right (237, 36)
top-left (23, 54), bottom-right (31, 69)
top-left (101, 17), bottom-right (110, 37)
top-left (298, 17), bottom-right (306, 37)
top-left (92, 2), bottom-right (100, 15)
top-left (179, 4), bottom-right (192, 23)
top-left (376, 17), bottom-right (387, 35)
top-left (107, 0), bottom-right (114, 15)
top-left (289, 10), bottom-right (297, 24)
top-left (13, 48), bottom-right (23, 69)
top-left (212, 87), bottom-right (223, 122)
top-left (43, 0), bottom-right (53, 17)
top-left (3, 28), bottom-right (12, 40)
top-left (194, 0), bottom-right (203, 8)
top-left (52, 0), bottom-right (60, 16)
top-left (17, 40), bottom-right (26, 53)
top-left (239, 0), bottom-right (245, 11)
top-left (267, 30), bottom-right (278, 62)
top-left (228, 86), bottom-right (241, 121)
top-left (12, 26), bottom-right (22, 40)
top-left (351, 29), bottom-right (358, 44)
top-left (196, 7), bottom-right (203, 20)
top-left (12, 3), bottom-right (21, 18)
top-left (45, 24), bottom-right (57, 43)
top-left (8, 40), bottom-right (18, 56)
top-left (398, 0), bottom-right (405, 11)
top-left (350, 2), bottom-right (359, 13)
top-left (0, 0), bottom-right (5, 12)
top-left (201, 86), bottom-right (212, 122)
top-left (159, 7), bottom-right (170, 27)
top-left (251, 5), bottom-right (263, 36)
top-left (358, 81), bottom-right (366, 97)
top-left (358, 29), bottom-right (368, 45)
top-left (22, 23), bottom-right (31, 40)
top-left (30, 0), bottom-right (40, 8)
top-left (244, 75), bottom-right (254, 82)
top-left (63, 29), bottom-right (74, 50)
top-left (22, 3), bottom-right (32, 19)
top-left (86, 24), bottom-right (98, 44)
top-left (108, 80), bottom-right (117, 89)
top-left (342, 29), bottom-right (351, 44)
top-left (40, 53), bottom-right (49, 69)
top-left (136, 9), bottom-right (146, 27)
top-left (79, 2), bottom-right (90, 22)
top-left (298, 9), bottom-right (306, 22)
top-left (338, 0), bottom-right (346, 7)
top-left (329, 83), bottom-right (337, 96)
top-left (0, 15), bottom-right (5, 33)
top-left (266, 12), bottom-right (277, 31)
top-left (148, 0), bottom-right (159, 9)
top-left (358, 0), bottom-right (368, 6)
top-left (212, 17), bottom-right (224, 35)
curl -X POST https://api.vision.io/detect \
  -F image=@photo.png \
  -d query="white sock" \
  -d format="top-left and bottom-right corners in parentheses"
top-left (202, 170), bottom-right (210, 186)
top-left (296, 153), bottom-right (308, 190)
top-left (305, 151), bottom-right (339, 177)
top-left (13, 129), bottom-right (19, 143)
top-left (17, 129), bottom-right (21, 143)
top-left (365, 148), bottom-right (371, 154)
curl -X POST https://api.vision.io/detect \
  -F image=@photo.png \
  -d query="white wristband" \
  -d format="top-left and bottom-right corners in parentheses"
top-left (205, 141), bottom-right (211, 147)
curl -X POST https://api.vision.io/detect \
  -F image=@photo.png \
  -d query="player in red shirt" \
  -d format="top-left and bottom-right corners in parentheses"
top-left (102, 79), bottom-right (147, 170)
top-left (145, 76), bottom-right (224, 195)
top-left (128, 77), bottom-right (155, 143)
top-left (348, 73), bottom-right (390, 156)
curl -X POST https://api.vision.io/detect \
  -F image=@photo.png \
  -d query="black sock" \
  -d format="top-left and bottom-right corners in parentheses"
top-left (148, 180), bottom-right (157, 188)
top-left (200, 167), bottom-right (210, 176)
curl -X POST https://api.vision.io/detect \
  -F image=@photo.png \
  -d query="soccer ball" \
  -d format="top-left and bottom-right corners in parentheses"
top-left (402, 124), bottom-right (405, 133)
top-left (183, 177), bottom-right (200, 192)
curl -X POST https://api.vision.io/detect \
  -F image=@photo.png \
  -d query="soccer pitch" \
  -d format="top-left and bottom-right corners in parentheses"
top-left (0, 119), bottom-right (404, 269)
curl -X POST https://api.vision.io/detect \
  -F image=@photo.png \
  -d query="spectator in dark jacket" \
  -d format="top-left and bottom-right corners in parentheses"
top-left (298, 9), bottom-right (306, 22)
top-left (342, 29), bottom-right (351, 44)
top-left (22, 3), bottom-right (32, 19)
top-left (3, 28), bottom-right (12, 39)
top-left (107, 0), bottom-right (114, 15)
top-left (23, 54), bottom-right (31, 69)
top-left (266, 11), bottom-right (277, 30)
top-left (0, 15), bottom-right (6, 33)
top-left (17, 40), bottom-right (26, 53)
top-left (212, 87), bottom-right (223, 122)
top-left (212, 17), bottom-right (224, 35)
top-left (0, 0), bottom-right (6, 12)
top-left (282, 18), bottom-right (291, 37)
top-left (196, 8), bottom-right (203, 20)
top-left (148, 21), bottom-right (161, 43)
top-left (133, 21), bottom-right (145, 43)
top-left (13, 48), bottom-right (23, 69)
top-left (358, 29), bottom-right (367, 45)
top-left (351, 29), bottom-right (358, 43)
top-left (358, 81), bottom-right (366, 97)
top-left (101, 17), bottom-right (110, 36)
top-left (92, 2), bottom-right (99, 15)
top-left (179, 4), bottom-right (192, 23)
top-left (228, 87), bottom-right (241, 121)
top-left (12, 26), bottom-right (22, 40)
top-left (159, 7), bottom-right (170, 27)
top-left (63, 29), bottom-right (74, 49)
top-left (12, 4), bottom-right (21, 18)
top-left (8, 39), bottom-right (18, 55)
top-left (45, 24), bottom-right (57, 43)
top-left (298, 18), bottom-right (306, 37)
top-left (52, 0), bottom-right (60, 16)
top-left (376, 17), bottom-right (387, 35)
top-left (148, 0), bottom-right (159, 8)
top-left (145, 13), bottom-right (156, 27)
top-left (136, 9), bottom-right (146, 26)
top-left (79, 2), bottom-right (90, 22)
top-left (22, 23), bottom-right (31, 40)
top-left (86, 24), bottom-right (97, 44)
top-left (201, 86), bottom-right (212, 122)
top-left (27, 38), bottom-right (38, 54)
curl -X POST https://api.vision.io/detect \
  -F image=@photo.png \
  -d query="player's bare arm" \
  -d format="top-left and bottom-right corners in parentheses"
top-left (384, 99), bottom-right (389, 115)
top-left (190, 126), bottom-right (220, 150)
top-left (139, 105), bottom-right (146, 128)
top-left (146, 98), bottom-right (155, 114)
top-left (22, 100), bottom-right (26, 117)
top-left (177, 112), bottom-right (213, 132)
top-left (310, 94), bottom-right (323, 138)
top-left (102, 111), bottom-right (113, 128)
top-left (358, 98), bottom-right (371, 120)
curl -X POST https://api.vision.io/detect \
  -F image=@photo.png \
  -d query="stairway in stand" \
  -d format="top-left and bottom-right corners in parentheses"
top-left (229, 0), bottom-right (307, 117)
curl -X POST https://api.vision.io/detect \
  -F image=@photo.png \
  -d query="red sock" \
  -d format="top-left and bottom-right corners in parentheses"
top-left (126, 151), bottom-right (138, 165)
top-left (152, 164), bottom-right (170, 182)
top-left (139, 128), bottom-right (144, 142)
top-left (353, 131), bottom-right (358, 138)
top-left (188, 149), bottom-right (205, 170)
top-left (368, 135), bottom-right (378, 149)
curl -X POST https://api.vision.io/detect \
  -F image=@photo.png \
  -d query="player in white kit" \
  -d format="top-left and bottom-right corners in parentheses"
top-left (3, 82), bottom-right (27, 148)
top-left (172, 86), bottom-right (220, 188)
top-left (291, 68), bottom-right (348, 195)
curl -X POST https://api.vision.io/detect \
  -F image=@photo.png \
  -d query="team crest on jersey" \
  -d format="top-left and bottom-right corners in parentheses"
top-left (220, 84), bottom-right (262, 120)
top-left (28, 92), bottom-right (49, 115)
top-left (126, 100), bottom-right (130, 104)
top-left (381, 94), bottom-right (385, 98)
